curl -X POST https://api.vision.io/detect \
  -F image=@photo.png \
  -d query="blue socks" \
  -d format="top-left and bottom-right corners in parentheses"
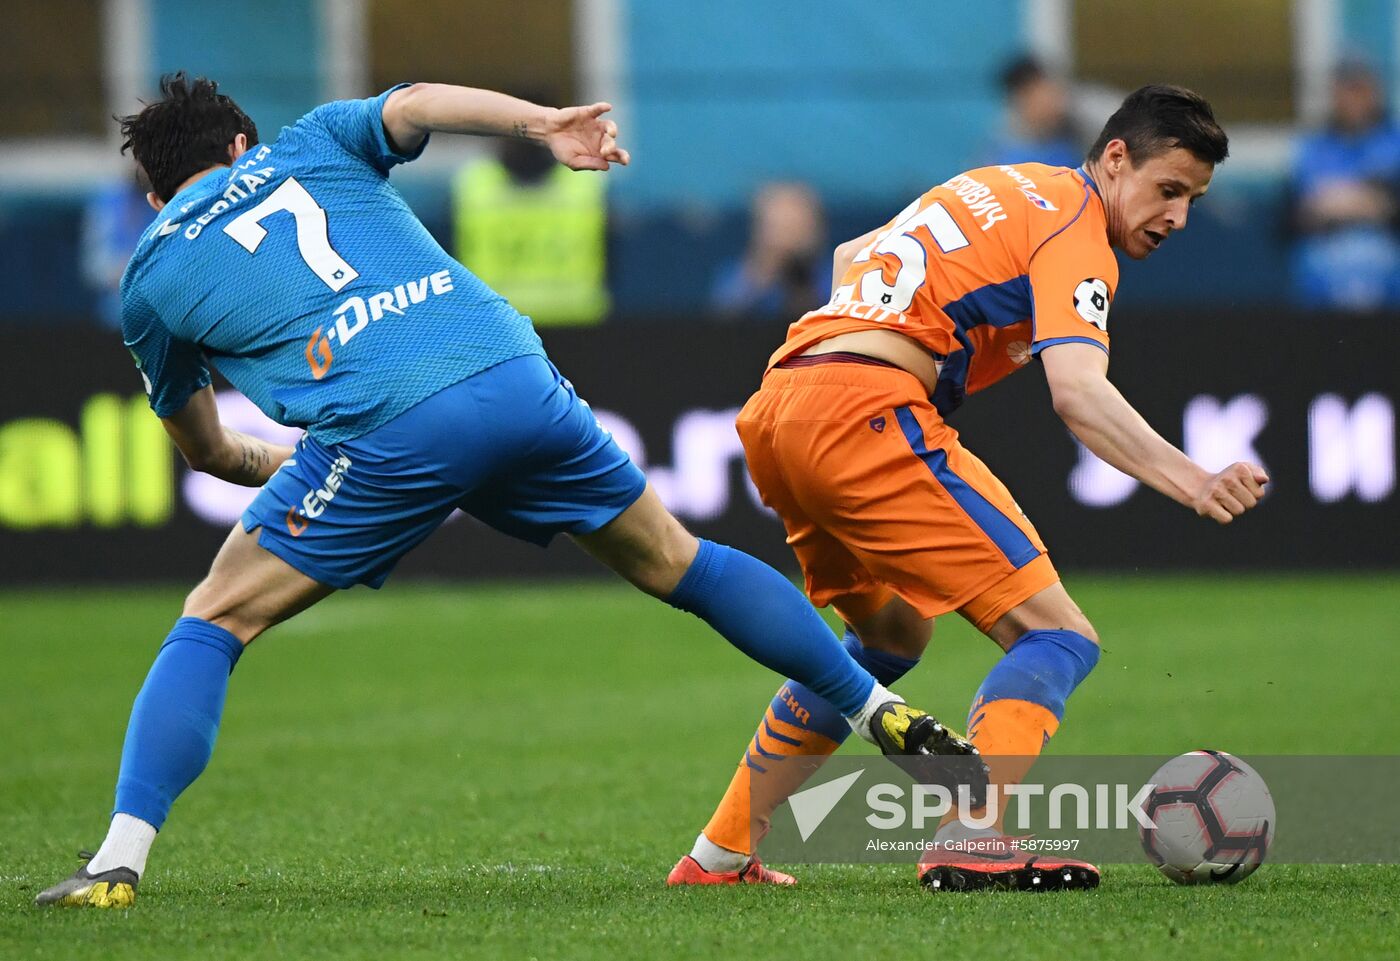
top-left (113, 617), bottom-right (243, 829)
top-left (971, 628), bottom-right (1099, 721)
top-left (667, 540), bottom-right (876, 717)
top-left (770, 629), bottom-right (921, 742)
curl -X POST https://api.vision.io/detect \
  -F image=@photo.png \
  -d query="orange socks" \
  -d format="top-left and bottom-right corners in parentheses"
top-left (968, 695), bottom-right (1061, 756)
top-left (950, 629), bottom-right (1100, 832)
top-left (701, 700), bottom-right (843, 855)
top-left (700, 629), bottom-right (921, 857)
top-left (966, 696), bottom-right (1061, 827)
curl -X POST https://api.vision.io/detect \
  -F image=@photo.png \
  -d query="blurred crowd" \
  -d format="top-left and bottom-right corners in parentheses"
top-left (1290, 59), bottom-right (1400, 310)
top-left (78, 54), bottom-right (1400, 329)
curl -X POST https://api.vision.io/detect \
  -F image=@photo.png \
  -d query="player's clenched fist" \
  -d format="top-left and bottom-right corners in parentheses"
top-left (1193, 462), bottom-right (1269, 524)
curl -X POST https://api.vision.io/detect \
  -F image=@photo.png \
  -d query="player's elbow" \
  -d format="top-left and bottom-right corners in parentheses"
top-left (383, 83), bottom-right (434, 141)
top-left (1045, 361), bottom-right (1111, 427)
top-left (1049, 379), bottom-right (1095, 426)
top-left (1049, 384), bottom-right (1077, 419)
top-left (832, 238), bottom-right (862, 271)
top-left (177, 441), bottom-right (224, 475)
top-left (178, 448), bottom-right (213, 474)
top-left (391, 82), bottom-right (433, 113)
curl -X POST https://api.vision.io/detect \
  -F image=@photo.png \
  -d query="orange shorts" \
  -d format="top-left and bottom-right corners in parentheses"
top-left (736, 359), bottom-right (1059, 634)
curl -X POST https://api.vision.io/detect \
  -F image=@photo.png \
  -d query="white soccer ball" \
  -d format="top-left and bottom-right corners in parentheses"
top-left (1139, 750), bottom-right (1275, 885)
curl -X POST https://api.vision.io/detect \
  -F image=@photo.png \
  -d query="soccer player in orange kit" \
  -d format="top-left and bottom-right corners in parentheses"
top-left (668, 85), bottom-right (1269, 892)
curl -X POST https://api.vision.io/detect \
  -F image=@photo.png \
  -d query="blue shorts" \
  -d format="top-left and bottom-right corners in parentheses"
top-left (241, 354), bottom-right (647, 589)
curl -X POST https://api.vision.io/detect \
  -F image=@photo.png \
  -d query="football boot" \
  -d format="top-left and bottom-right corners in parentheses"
top-left (666, 854), bottom-right (796, 886)
top-left (34, 852), bottom-right (138, 908)
top-left (918, 836), bottom-right (1100, 892)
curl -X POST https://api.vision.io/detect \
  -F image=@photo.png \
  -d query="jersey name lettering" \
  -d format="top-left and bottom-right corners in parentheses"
top-left (174, 145), bottom-right (277, 240)
top-left (942, 173), bottom-right (1009, 232)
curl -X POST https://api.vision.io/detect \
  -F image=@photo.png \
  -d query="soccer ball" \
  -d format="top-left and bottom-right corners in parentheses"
top-left (1139, 750), bottom-right (1275, 885)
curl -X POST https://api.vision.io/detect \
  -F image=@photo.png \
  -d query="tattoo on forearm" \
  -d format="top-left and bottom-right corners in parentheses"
top-left (226, 429), bottom-right (272, 484)
top-left (511, 120), bottom-right (529, 139)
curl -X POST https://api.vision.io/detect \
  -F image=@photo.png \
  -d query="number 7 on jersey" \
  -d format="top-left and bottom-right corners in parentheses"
top-left (223, 177), bottom-right (360, 292)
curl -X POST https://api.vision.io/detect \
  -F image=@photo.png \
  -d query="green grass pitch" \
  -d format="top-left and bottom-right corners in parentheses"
top-left (3, 574), bottom-right (1398, 959)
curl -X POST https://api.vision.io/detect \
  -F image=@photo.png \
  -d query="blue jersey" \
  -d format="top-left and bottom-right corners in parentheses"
top-left (121, 85), bottom-right (545, 445)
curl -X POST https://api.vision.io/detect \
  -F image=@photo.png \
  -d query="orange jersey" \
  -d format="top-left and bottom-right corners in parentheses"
top-left (771, 163), bottom-right (1116, 414)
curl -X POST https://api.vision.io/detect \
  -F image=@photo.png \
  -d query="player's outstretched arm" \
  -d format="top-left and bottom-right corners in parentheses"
top-left (1041, 342), bottom-right (1268, 524)
top-left (381, 84), bottom-right (629, 171)
top-left (160, 386), bottom-right (294, 487)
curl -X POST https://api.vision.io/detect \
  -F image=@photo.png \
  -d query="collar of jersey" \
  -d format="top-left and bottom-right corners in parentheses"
top-left (1075, 165), bottom-right (1102, 200)
top-left (167, 166), bottom-right (230, 210)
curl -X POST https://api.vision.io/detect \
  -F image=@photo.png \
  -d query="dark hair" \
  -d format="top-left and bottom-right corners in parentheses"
top-left (1087, 84), bottom-right (1228, 167)
top-left (118, 72), bottom-right (259, 202)
top-left (1000, 55), bottom-right (1049, 95)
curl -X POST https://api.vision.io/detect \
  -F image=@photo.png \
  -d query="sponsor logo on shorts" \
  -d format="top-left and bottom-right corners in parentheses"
top-left (285, 507), bottom-right (309, 537)
top-left (285, 453), bottom-right (352, 536)
top-left (869, 416), bottom-right (887, 433)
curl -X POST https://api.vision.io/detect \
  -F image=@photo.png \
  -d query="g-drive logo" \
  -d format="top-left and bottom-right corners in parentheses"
top-left (304, 270), bottom-right (456, 380)
top-left (786, 767), bottom-right (1156, 842)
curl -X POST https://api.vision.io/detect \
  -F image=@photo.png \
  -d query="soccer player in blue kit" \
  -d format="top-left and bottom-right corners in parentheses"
top-left (35, 75), bottom-right (986, 907)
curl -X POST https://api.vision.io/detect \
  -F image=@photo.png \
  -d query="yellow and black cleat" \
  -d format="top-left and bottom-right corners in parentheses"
top-left (870, 702), bottom-right (990, 807)
top-left (34, 853), bottom-right (138, 908)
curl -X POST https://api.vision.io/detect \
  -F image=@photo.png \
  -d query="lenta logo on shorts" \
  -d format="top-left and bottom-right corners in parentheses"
top-left (304, 270), bottom-right (456, 380)
top-left (285, 454), bottom-right (352, 536)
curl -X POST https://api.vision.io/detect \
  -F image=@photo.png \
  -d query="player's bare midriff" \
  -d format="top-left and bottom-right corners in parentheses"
top-left (798, 329), bottom-right (940, 395)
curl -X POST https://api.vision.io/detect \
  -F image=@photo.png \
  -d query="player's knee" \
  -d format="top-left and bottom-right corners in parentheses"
top-left (859, 625), bottom-right (931, 660)
top-left (852, 602), bottom-right (933, 660)
top-left (575, 488), bottom-right (700, 598)
top-left (616, 522), bottom-right (699, 599)
top-left (645, 531), bottom-right (702, 598)
top-left (1074, 616), bottom-right (1099, 647)
top-left (990, 589), bottom-right (1099, 651)
top-left (182, 579), bottom-right (264, 645)
top-left (1054, 607), bottom-right (1099, 647)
